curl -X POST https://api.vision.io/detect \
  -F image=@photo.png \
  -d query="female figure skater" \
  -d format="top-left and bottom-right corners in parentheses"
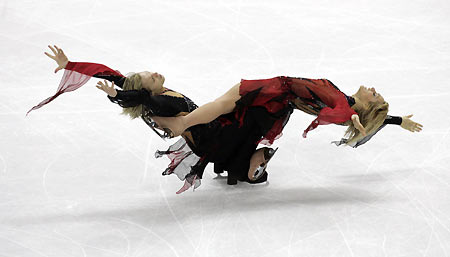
top-left (157, 78), bottom-right (385, 142)
top-left (151, 70), bottom-right (424, 183)
top-left (30, 45), bottom-right (422, 194)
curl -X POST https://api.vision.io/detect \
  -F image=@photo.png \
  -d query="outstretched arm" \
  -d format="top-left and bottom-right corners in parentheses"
top-left (27, 45), bottom-right (127, 115)
top-left (332, 114), bottom-right (423, 148)
top-left (44, 45), bottom-right (126, 88)
top-left (383, 114), bottom-right (423, 132)
top-left (96, 80), bottom-right (193, 117)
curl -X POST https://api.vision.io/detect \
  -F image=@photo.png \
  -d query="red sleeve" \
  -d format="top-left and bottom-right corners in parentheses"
top-left (65, 61), bottom-right (126, 88)
top-left (317, 104), bottom-right (357, 124)
top-left (65, 61), bottom-right (124, 77)
top-left (302, 103), bottom-right (357, 138)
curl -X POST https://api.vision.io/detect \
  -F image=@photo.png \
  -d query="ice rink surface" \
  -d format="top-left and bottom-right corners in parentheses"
top-left (1, 0), bottom-right (449, 256)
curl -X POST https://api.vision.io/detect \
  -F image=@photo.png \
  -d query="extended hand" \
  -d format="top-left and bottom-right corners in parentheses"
top-left (96, 80), bottom-right (117, 97)
top-left (401, 114), bottom-right (423, 132)
top-left (352, 114), bottom-right (367, 137)
top-left (44, 45), bottom-right (69, 73)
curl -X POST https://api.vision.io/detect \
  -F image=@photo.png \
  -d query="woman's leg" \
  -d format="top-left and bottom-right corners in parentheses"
top-left (155, 82), bottom-right (242, 137)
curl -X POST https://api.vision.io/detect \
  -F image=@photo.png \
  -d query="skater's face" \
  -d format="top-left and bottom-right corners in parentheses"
top-left (356, 86), bottom-right (384, 106)
top-left (139, 71), bottom-right (165, 94)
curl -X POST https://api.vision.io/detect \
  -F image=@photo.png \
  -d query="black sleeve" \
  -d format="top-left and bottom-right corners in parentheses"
top-left (108, 89), bottom-right (192, 116)
top-left (108, 89), bottom-right (149, 108)
top-left (384, 115), bottom-right (402, 125)
top-left (96, 74), bottom-right (126, 88)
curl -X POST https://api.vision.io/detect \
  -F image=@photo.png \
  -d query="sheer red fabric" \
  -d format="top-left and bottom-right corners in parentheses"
top-left (27, 62), bottom-right (124, 115)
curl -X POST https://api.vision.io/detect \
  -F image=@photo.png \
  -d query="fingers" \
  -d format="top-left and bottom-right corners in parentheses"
top-left (104, 80), bottom-right (116, 89)
top-left (407, 123), bottom-right (423, 132)
top-left (414, 123), bottom-right (423, 132)
top-left (357, 124), bottom-right (366, 137)
top-left (44, 52), bottom-right (55, 60)
top-left (54, 45), bottom-right (61, 53)
top-left (96, 80), bottom-right (114, 91)
top-left (97, 80), bottom-right (109, 87)
top-left (48, 45), bottom-right (57, 55)
top-left (356, 125), bottom-right (366, 136)
top-left (54, 45), bottom-right (66, 56)
top-left (361, 130), bottom-right (367, 137)
top-left (103, 79), bottom-right (111, 88)
top-left (96, 81), bottom-right (106, 91)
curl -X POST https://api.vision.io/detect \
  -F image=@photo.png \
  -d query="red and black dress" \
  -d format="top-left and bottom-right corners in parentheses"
top-left (28, 64), bottom-right (403, 193)
top-left (232, 76), bottom-right (402, 147)
top-left (235, 76), bottom-right (359, 144)
top-left (157, 76), bottom-right (403, 190)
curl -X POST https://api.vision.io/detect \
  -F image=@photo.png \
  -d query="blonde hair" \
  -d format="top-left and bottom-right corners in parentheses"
top-left (344, 100), bottom-right (389, 145)
top-left (121, 73), bottom-right (144, 119)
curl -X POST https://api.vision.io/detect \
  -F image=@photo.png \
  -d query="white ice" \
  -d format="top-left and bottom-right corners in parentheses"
top-left (1, 0), bottom-right (449, 256)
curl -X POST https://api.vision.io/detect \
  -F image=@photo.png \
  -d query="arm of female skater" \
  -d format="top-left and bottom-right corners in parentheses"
top-left (96, 80), bottom-right (192, 117)
top-left (28, 45), bottom-right (130, 115)
top-left (44, 45), bottom-right (126, 88)
top-left (303, 103), bottom-right (363, 138)
top-left (332, 114), bottom-right (423, 148)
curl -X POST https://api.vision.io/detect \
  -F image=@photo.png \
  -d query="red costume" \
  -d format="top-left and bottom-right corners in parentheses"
top-left (236, 76), bottom-right (357, 144)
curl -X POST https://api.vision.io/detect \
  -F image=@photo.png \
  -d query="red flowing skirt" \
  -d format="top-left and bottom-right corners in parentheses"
top-left (234, 76), bottom-right (294, 145)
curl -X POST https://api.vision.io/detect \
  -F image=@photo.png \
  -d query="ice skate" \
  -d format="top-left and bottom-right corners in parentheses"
top-left (148, 121), bottom-right (174, 140)
top-left (152, 116), bottom-right (186, 138)
top-left (250, 147), bottom-right (278, 181)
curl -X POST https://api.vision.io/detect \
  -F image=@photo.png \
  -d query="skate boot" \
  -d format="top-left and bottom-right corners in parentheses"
top-left (148, 121), bottom-right (174, 139)
top-left (252, 147), bottom-right (278, 181)
top-left (214, 163), bottom-right (225, 175)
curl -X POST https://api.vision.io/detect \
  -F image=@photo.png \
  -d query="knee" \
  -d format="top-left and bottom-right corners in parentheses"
top-left (212, 98), bottom-right (236, 113)
top-left (214, 83), bottom-right (241, 109)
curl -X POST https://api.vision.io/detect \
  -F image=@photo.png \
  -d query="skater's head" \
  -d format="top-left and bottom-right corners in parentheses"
top-left (120, 73), bottom-right (145, 119)
top-left (353, 86), bottom-right (385, 106)
top-left (346, 86), bottom-right (389, 145)
top-left (138, 71), bottom-right (165, 94)
top-left (120, 72), bottom-right (166, 119)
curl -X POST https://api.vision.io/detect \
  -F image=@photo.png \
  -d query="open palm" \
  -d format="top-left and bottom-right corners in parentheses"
top-left (44, 45), bottom-right (68, 73)
top-left (401, 114), bottom-right (423, 132)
